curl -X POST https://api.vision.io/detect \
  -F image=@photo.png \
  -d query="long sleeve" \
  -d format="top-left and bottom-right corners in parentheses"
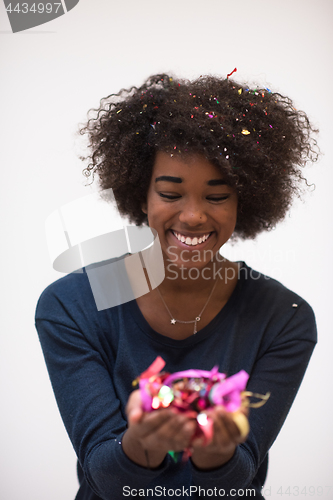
top-left (189, 298), bottom-right (317, 494)
top-left (35, 276), bottom-right (176, 499)
top-left (35, 265), bottom-right (317, 499)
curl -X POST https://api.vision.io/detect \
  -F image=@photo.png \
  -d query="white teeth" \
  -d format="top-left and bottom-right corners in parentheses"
top-left (173, 231), bottom-right (211, 246)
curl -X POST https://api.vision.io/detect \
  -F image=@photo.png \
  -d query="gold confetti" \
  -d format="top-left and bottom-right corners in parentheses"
top-left (241, 129), bottom-right (250, 135)
top-left (238, 88), bottom-right (242, 95)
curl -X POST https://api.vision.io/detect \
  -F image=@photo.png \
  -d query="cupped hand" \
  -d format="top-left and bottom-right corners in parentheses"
top-left (190, 406), bottom-right (249, 470)
top-left (122, 389), bottom-right (196, 468)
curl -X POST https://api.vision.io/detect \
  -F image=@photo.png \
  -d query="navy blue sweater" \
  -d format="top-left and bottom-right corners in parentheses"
top-left (35, 262), bottom-right (316, 499)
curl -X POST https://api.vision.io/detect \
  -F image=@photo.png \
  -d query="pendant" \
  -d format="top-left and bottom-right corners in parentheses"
top-left (170, 319), bottom-right (176, 325)
top-left (193, 317), bottom-right (201, 335)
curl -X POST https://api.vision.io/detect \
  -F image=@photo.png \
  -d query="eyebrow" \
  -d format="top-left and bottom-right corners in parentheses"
top-left (207, 179), bottom-right (227, 186)
top-left (155, 176), bottom-right (182, 183)
top-left (155, 176), bottom-right (227, 186)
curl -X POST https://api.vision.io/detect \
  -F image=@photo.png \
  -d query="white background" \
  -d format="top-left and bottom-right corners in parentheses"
top-left (1, 1), bottom-right (332, 499)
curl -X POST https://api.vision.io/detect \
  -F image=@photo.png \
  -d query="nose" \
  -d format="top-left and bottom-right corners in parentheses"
top-left (178, 200), bottom-right (207, 226)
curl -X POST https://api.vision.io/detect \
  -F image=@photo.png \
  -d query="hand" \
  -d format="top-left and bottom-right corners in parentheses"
top-left (122, 389), bottom-right (196, 468)
top-left (190, 406), bottom-right (249, 470)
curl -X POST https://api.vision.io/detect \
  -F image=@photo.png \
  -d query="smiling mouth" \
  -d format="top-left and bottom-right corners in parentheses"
top-left (171, 230), bottom-right (213, 247)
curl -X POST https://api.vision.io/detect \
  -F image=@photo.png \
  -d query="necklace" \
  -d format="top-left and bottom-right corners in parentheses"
top-left (156, 279), bottom-right (219, 334)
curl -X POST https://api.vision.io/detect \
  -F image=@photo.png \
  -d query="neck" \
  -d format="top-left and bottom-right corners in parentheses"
top-left (160, 254), bottom-right (230, 294)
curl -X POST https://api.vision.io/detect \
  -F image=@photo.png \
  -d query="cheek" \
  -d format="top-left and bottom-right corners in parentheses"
top-left (216, 202), bottom-right (237, 222)
top-left (217, 203), bottom-right (238, 236)
top-left (146, 202), bottom-right (169, 228)
top-left (226, 198), bottom-right (238, 222)
top-left (228, 210), bottom-right (238, 232)
top-left (229, 206), bottom-right (238, 224)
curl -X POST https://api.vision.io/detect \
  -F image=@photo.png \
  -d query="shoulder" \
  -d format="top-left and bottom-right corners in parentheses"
top-left (35, 269), bottom-right (95, 324)
top-left (35, 254), bottom-right (130, 322)
top-left (238, 262), bottom-right (317, 343)
top-left (239, 262), bottom-right (313, 310)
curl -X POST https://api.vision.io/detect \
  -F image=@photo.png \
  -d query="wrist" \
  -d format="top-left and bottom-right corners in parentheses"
top-left (190, 445), bottom-right (236, 470)
top-left (121, 428), bottom-right (167, 469)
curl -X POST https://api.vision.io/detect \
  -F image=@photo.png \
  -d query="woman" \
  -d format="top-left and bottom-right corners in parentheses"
top-left (35, 73), bottom-right (318, 499)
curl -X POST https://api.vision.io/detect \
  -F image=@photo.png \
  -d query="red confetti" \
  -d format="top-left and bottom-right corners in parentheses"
top-left (227, 68), bottom-right (237, 79)
top-left (139, 356), bottom-right (165, 379)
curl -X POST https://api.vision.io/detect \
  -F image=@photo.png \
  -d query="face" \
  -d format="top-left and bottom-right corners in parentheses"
top-left (142, 151), bottom-right (238, 270)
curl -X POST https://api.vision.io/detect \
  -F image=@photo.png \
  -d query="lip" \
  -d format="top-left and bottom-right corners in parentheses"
top-left (171, 230), bottom-right (213, 238)
top-left (168, 229), bottom-right (214, 249)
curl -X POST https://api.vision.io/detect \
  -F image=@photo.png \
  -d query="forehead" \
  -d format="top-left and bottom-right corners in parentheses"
top-left (152, 151), bottom-right (225, 181)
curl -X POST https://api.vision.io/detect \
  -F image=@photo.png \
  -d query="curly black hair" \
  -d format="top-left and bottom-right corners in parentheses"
top-left (80, 73), bottom-right (319, 239)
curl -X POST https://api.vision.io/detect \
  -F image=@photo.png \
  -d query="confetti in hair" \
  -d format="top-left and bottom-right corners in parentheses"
top-left (81, 72), bottom-right (320, 240)
top-left (227, 68), bottom-right (237, 79)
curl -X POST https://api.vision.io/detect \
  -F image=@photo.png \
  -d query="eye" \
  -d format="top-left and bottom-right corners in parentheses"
top-left (158, 193), bottom-right (181, 200)
top-left (206, 195), bottom-right (230, 202)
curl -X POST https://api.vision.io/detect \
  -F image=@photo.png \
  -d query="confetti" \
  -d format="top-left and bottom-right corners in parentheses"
top-left (197, 413), bottom-right (209, 426)
top-left (134, 357), bottom-right (269, 459)
top-left (238, 89), bottom-right (242, 95)
top-left (227, 67), bottom-right (237, 79)
top-left (241, 129), bottom-right (251, 135)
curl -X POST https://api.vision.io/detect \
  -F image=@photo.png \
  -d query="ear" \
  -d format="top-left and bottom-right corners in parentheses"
top-left (141, 203), bottom-right (147, 214)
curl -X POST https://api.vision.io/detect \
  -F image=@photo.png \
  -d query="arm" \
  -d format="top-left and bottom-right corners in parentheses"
top-left (122, 389), bottom-right (196, 468)
top-left (189, 300), bottom-right (317, 491)
top-left (35, 286), bottom-right (178, 499)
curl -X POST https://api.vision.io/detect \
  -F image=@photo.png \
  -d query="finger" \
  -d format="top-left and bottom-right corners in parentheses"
top-left (132, 408), bottom-right (178, 441)
top-left (212, 408), bottom-right (230, 445)
top-left (191, 412), bottom-right (227, 450)
top-left (216, 408), bottom-right (249, 443)
top-left (231, 411), bottom-right (250, 441)
top-left (126, 390), bottom-right (144, 425)
top-left (191, 436), bottom-right (205, 448)
top-left (199, 407), bottom-right (238, 447)
top-left (142, 414), bottom-right (196, 452)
